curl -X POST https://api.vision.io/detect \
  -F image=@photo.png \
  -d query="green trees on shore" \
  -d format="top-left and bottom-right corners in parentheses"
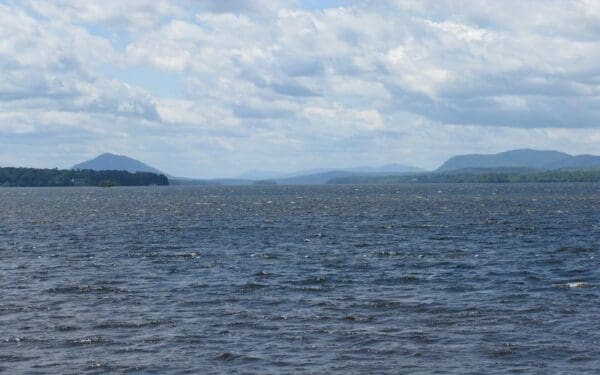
top-left (329, 169), bottom-right (600, 185)
top-left (0, 167), bottom-right (169, 187)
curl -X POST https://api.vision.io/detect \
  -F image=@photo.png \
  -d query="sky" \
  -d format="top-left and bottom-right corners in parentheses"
top-left (1, 0), bottom-right (600, 178)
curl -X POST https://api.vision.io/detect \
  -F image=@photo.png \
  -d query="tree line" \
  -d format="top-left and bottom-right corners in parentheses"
top-left (0, 167), bottom-right (169, 187)
top-left (329, 169), bottom-right (600, 185)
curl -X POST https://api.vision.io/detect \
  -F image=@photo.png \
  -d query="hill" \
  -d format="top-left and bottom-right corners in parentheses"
top-left (73, 153), bottom-right (214, 185)
top-left (275, 170), bottom-right (357, 185)
top-left (436, 149), bottom-right (572, 172)
top-left (346, 164), bottom-right (423, 174)
top-left (235, 164), bottom-right (422, 185)
top-left (436, 149), bottom-right (600, 172)
top-left (72, 153), bottom-right (163, 174)
top-left (274, 166), bottom-right (422, 185)
top-left (239, 164), bottom-right (423, 182)
top-left (551, 154), bottom-right (600, 169)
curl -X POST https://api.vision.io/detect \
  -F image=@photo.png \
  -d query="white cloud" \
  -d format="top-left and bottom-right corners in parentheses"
top-left (0, 0), bottom-right (599, 177)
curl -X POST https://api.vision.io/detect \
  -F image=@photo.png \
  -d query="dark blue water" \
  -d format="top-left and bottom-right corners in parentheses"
top-left (1, 183), bottom-right (599, 374)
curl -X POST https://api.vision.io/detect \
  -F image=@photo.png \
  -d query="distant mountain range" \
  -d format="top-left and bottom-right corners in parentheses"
top-left (71, 149), bottom-right (600, 186)
top-left (71, 154), bottom-right (424, 185)
top-left (239, 164), bottom-right (423, 181)
top-left (72, 153), bottom-right (212, 185)
top-left (270, 165), bottom-right (423, 185)
top-left (436, 149), bottom-right (600, 172)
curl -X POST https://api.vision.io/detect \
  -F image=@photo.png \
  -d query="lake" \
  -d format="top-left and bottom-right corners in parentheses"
top-left (1, 183), bottom-right (599, 373)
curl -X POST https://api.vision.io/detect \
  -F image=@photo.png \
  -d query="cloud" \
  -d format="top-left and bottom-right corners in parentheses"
top-left (189, 0), bottom-right (292, 15)
top-left (23, 0), bottom-right (184, 32)
top-left (1, 0), bottom-right (600, 177)
top-left (231, 96), bottom-right (299, 120)
top-left (280, 58), bottom-right (324, 77)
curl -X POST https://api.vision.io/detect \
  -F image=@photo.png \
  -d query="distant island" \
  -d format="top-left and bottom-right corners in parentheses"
top-left (0, 167), bottom-right (168, 187)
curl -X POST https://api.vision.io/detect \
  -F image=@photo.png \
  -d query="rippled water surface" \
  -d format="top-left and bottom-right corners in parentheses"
top-left (1, 184), bottom-right (599, 373)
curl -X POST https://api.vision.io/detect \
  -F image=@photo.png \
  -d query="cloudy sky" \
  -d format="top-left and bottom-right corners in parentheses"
top-left (1, 0), bottom-right (600, 177)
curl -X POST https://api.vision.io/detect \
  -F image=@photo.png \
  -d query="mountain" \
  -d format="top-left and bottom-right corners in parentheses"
top-left (439, 167), bottom-right (540, 175)
top-left (239, 164), bottom-right (424, 183)
top-left (237, 170), bottom-right (288, 180)
top-left (346, 164), bottom-right (424, 174)
top-left (275, 171), bottom-right (357, 185)
top-left (73, 153), bottom-right (163, 174)
top-left (551, 154), bottom-right (600, 170)
top-left (73, 153), bottom-right (217, 185)
top-left (275, 166), bottom-right (424, 185)
top-left (436, 149), bottom-right (573, 172)
top-left (72, 150), bottom-right (600, 186)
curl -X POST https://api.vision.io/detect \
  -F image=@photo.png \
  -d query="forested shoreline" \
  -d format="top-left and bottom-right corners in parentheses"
top-left (0, 167), bottom-right (169, 187)
top-left (329, 169), bottom-right (600, 184)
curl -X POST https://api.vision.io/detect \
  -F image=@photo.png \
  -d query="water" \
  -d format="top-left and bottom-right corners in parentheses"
top-left (1, 183), bottom-right (599, 374)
